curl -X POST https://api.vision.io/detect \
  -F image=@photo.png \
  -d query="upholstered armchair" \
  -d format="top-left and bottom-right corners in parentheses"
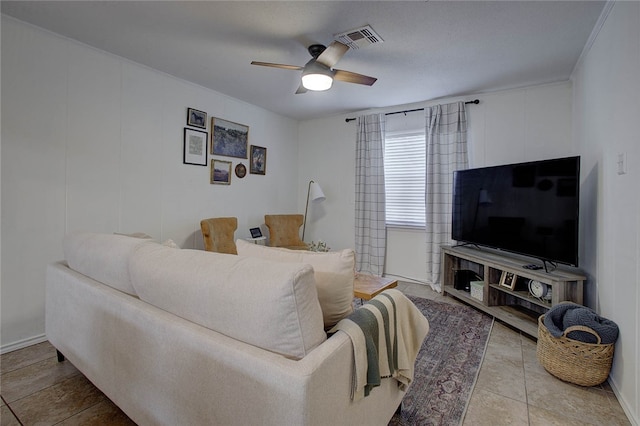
top-left (264, 214), bottom-right (308, 250)
top-left (200, 217), bottom-right (238, 254)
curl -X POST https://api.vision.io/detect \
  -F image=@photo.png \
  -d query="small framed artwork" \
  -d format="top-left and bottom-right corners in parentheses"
top-left (235, 163), bottom-right (247, 178)
top-left (211, 117), bottom-right (249, 158)
top-left (187, 108), bottom-right (207, 129)
top-left (499, 271), bottom-right (518, 290)
top-left (250, 145), bottom-right (267, 175)
top-left (210, 159), bottom-right (232, 185)
top-left (249, 227), bottom-right (263, 238)
top-left (183, 128), bottom-right (208, 166)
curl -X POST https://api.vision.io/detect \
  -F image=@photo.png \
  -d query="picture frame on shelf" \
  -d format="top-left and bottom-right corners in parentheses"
top-left (499, 271), bottom-right (518, 290)
top-left (183, 128), bottom-right (208, 166)
top-left (187, 108), bottom-right (207, 129)
top-left (210, 159), bottom-right (232, 185)
top-left (249, 227), bottom-right (262, 238)
top-left (250, 145), bottom-right (266, 175)
top-left (211, 117), bottom-right (249, 158)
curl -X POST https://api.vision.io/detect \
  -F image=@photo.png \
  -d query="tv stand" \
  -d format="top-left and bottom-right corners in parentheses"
top-left (441, 245), bottom-right (585, 338)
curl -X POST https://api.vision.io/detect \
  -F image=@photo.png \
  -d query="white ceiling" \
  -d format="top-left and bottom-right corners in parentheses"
top-left (1, 1), bottom-right (606, 121)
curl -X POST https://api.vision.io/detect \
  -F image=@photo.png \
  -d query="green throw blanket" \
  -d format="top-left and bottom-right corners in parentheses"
top-left (329, 289), bottom-right (430, 401)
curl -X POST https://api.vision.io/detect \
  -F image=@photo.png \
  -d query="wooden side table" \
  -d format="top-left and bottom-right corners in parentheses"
top-left (354, 273), bottom-right (398, 300)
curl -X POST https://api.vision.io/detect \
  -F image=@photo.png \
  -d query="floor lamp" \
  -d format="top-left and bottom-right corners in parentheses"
top-left (302, 180), bottom-right (326, 241)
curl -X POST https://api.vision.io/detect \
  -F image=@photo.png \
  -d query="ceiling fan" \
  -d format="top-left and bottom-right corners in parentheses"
top-left (251, 41), bottom-right (377, 94)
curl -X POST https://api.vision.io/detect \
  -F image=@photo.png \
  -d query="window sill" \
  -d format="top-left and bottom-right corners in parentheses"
top-left (385, 224), bottom-right (425, 232)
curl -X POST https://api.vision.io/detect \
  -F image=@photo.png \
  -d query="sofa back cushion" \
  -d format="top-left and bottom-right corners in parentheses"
top-left (236, 239), bottom-right (355, 328)
top-left (129, 243), bottom-right (326, 359)
top-left (64, 232), bottom-right (153, 296)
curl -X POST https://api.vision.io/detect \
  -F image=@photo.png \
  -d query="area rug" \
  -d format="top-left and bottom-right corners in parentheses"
top-left (388, 295), bottom-right (493, 426)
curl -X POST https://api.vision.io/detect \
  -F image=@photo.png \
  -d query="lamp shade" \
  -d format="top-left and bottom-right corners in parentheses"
top-left (309, 181), bottom-right (326, 202)
top-left (303, 180), bottom-right (326, 241)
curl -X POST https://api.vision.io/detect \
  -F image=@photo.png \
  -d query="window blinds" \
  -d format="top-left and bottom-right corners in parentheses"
top-left (384, 129), bottom-right (426, 227)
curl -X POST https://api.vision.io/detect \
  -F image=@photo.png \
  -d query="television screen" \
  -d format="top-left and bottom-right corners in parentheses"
top-left (452, 156), bottom-right (580, 266)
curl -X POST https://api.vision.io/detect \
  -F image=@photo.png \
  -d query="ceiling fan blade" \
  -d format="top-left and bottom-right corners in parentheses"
top-left (333, 69), bottom-right (377, 86)
top-left (315, 41), bottom-right (349, 68)
top-left (295, 84), bottom-right (308, 94)
top-left (251, 61), bottom-right (303, 71)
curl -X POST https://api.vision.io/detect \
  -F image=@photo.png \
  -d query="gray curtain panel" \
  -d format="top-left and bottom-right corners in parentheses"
top-left (425, 102), bottom-right (468, 289)
top-left (355, 114), bottom-right (386, 275)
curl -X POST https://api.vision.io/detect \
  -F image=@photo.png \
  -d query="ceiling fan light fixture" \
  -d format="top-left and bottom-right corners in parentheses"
top-left (301, 61), bottom-right (334, 91)
top-left (302, 73), bottom-right (333, 91)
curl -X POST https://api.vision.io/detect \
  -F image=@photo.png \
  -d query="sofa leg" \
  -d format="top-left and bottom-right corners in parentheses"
top-left (395, 401), bottom-right (402, 415)
top-left (56, 350), bottom-right (65, 362)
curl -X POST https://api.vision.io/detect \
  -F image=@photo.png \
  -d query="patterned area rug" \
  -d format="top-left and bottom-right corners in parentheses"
top-left (389, 296), bottom-right (493, 426)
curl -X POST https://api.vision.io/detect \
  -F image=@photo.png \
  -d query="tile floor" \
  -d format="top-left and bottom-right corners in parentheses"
top-left (0, 283), bottom-right (631, 425)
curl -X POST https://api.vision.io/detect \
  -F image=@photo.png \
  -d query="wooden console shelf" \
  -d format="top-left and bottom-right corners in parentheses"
top-left (441, 245), bottom-right (586, 338)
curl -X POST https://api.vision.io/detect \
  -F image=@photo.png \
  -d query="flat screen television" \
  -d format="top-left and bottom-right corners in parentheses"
top-left (451, 156), bottom-right (580, 266)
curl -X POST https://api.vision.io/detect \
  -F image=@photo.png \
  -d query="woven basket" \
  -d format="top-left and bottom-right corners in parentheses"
top-left (536, 315), bottom-right (614, 386)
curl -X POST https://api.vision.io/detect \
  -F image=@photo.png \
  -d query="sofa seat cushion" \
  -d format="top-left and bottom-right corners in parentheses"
top-left (64, 232), bottom-right (155, 296)
top-left (236, 239), bottom-right (355, 328)
top-left (129, 243), bottom-right (326, 360)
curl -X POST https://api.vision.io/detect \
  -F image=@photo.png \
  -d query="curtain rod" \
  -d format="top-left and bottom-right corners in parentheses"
top-left (344, 99), bottom-right (479, 123)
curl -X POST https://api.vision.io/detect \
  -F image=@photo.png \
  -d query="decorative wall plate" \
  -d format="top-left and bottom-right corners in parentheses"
top-left (235, 163), bottom-right (247, 178)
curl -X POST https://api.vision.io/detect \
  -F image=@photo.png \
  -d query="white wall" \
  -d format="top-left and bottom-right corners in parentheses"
top-left (571, 2), bottom-right (639, 423)
top-left (0, 17), bottom-right (299, 350)
top-left (298, 81), bottom-right (574, 283)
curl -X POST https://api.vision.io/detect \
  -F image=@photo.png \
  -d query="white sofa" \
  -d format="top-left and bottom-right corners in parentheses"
top-left (46, 232), bottom-right (414, 425)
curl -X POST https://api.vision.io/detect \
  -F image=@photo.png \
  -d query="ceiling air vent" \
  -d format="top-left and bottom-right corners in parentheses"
top-left (334, 25), bottom-right (384, 50)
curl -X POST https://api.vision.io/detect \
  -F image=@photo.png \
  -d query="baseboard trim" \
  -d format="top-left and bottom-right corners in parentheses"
top-left (609, 377), bottom-right (639, 426)
top-left (1, 334), bottom-right (48, 355)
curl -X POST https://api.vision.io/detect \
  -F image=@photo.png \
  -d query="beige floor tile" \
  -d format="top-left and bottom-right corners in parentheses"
top-left (1, 341), bottom-right (57, 374)
top-left (1, 356), bottom-right (79, 403)
top-left (462, 388), bottom-right (529, 426)
top-left (487, 323), bottom-right (524, 349)
top-left (519, 332), bottom-right (538, 355)
top-left (483, 323), bottom-right (524, 364)
top-left (529, 405), bottom-right (590, 426)
top-left (603, 392), bottom-right (633, 425)
top-left (474, 351), bottom-right (526, 403)
top-left (397, 282), bottom-right (439, 300)
top-left (10, 374), bottom-right (107, 425)
top-left (521, 336), bottom-right (553, 382)
top-left (484, 341), bottom-right (524, 365)
top-left (525, 366), bottom-right (626, 424)
top-left (1, 405), bottom-right (21, 426)
top-left (57, 398), bottom-right (136, 426)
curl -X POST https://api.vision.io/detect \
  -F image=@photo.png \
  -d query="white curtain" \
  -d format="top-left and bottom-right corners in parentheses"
top-left (355, 114), bottom-right (386, 276)
top-left (425, 102), bottom-right (468, 290)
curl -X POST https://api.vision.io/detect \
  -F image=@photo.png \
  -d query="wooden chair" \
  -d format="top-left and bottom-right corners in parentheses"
top-left (264, 214), bottom-right (308, 250)
top-left (200, 217), bottom-right (238, 254)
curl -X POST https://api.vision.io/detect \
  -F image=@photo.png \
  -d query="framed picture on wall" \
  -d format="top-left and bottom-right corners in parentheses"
top-left (211, 117), bottom-right (249, 158)
top-left (186, 108), bottom-right (207, 129)
top-left (183, 128), bottom-right (208, 166)
top-left (235, 163), bottom-right (247, 178)
top-left (250, 145), bottom-right (266, 175)
top-left (211, 159), bottom-right (232, 185)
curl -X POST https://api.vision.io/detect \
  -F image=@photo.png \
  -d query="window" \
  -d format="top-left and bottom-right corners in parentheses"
top-left (384, 129), bottom-right (426, 227)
